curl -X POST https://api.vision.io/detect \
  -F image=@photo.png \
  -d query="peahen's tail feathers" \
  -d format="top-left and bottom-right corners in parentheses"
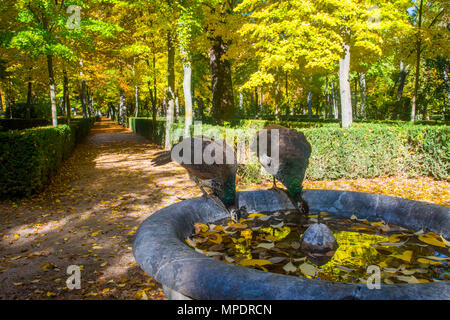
top-left (151, 150), bottom-right (172, 166)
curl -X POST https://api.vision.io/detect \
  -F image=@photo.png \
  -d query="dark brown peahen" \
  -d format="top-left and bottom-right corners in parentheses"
top-left (151, 136), bottom-right (245, 222)
top-left (252, 124), bottom-right (312, 220)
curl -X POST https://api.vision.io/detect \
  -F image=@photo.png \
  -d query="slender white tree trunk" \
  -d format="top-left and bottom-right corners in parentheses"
top-left (239, 91), bottom-right (244, 111)
top-left (80, 60), bottom-right (87, 119)
top-left (359, 72), bottom-right (366, 119)
top-left (307, 90), bottom-right (312, 117)
top-left (133, 57), bottom-right (139, 118)
top-left (165, 32), bottom-right (175, 149)
top-left (181, 45), bottom-right (193, 138)
top-left (119, 88), bottom-right (126, 125)
top-left (339, 42), bottom-right (353, 127)
top-left (443, 65), bottom-right (449, 115)
top-left (259, 86), bottom-right (263, 112)
top-left (47, 55), bottom-right (57, 127)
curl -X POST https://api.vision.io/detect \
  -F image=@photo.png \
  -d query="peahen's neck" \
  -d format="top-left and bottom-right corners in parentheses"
top-left (222, 175), bottom-right (236, 209)
top-left (286, 178), bottom-right (303, 202)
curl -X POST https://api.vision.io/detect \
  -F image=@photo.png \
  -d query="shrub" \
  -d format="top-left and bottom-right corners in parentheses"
top-left (0, 118), bottom-right (96, 198)
top-left (128, 117), bottom-right (166, 145)
top-left (128, 117), bottom-right (449, 181)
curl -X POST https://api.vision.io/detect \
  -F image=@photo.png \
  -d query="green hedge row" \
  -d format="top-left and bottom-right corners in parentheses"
top-left (0, 118), bottom-right (96, 198)
top-left (0, 119), bottom-right (51, 131)
top-left (127, 117), bottom-right (449, 181)
top-left (128, 117), bottom-right (166, 146)
top-left (0, 116), bottom-right (101, 132)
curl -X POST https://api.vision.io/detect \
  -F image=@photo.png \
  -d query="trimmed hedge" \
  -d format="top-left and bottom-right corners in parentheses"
top-left (0, 116), bottom-right (101, 132)
top-left (128, 117), bottom-right (166, 146)
top-left (0, 117), bottom-right (96, 198)
top-left (126, 117), bottom-right (449, 181)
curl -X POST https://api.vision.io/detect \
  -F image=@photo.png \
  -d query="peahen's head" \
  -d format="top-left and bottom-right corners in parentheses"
top-left (229, 205), bottom-right (247, 222)
top-left (295, 197), bottom-right (309, 221)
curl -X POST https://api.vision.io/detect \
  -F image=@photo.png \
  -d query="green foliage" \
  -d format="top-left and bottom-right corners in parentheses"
top-left (128, 117), bottom-right (165, 146)
top-left (0, 117), bottom-right (96, 198)
top-left (129, 117), bottom-right (449, 181)
top-left (405, 126), bottom-right (449, 180)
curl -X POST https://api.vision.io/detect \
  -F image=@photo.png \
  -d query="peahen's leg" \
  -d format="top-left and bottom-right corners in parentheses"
top-left (298, 197), bottom-right (310, 220)
top-left (269, 176), bottom-right (281, 192)
top-left (190, 174), bottom-right (226, 210)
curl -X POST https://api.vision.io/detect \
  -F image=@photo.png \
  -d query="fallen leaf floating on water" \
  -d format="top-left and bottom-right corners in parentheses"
top-left (299, 263), bottom-right (318, 277)
top-left (239, 259), bottom-right (272, 267)
top-left (392, 250), bottom-right (413, 263)
top-left (401, 269), bottom-right (417, 275)
top-left (417, 258), bottom-right (444, 265)
top-left (418, 233), bottom-right (446, 248)
top-left (421, 255), bottom-right (449, 261)
top-left (377, 241), bottom-right (406, 247)
top-left (439, 234), bottom-right (450, 247)
top-left (208, 233), bottom-right (223, 244)
top-left (282, 262), bottom-right (297, 273)
top-left (336, 265), bottom-right (354, 272)
top-left (268, 257), bottom-right (286, 264)
top-left (396, 275), bottom-right (420, 284)
top-left (257, 242), bottom-right (274, 249)
top-left (247, 213), bottom-right (268, 219)
top-left (224, 256), bottom-right (235, 263)
top-left (271, 222), bottom-right (284, 228)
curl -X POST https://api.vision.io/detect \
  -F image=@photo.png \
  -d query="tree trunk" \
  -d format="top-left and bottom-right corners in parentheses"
top-left (443, 63), bottom-right (449, 117)
top-left (165, 32), bottom-right (176, 149)
top-left (146, 56), bottom-right (158, 136)
top-left (411, 0), bottom-right (423, 122)
top-left (209, 36), bottom-right (234, 123)
top-left (175, 88), bottom-right (180, 122)
top-left (80, 60), bottom-right (87, 119)
top-left (339, 42), bottom-right (353, 127)
top-left (26, 70), bottom-right (32, 120)
top-left (259, 86), bottom-right (263, 112)
top-left (118, 60), bottom-right (126, 125)
top-left (47, 54), bottom-right (57, 127)
top-left (63, 68), bottom-right (71, 124)
top-left (239, 91), bottom-right (244, 112)
top-left (251, 89), bottom-right (255, 107)
top-left (397, 61), bottom-right (409, 102)
top-left (181, 44), bottom-right (193, 138)
top-left (285, 71), bottom-right (289, 115)
top-left (359, 72), bottom-right (366, 119)
top-left (353, 76), bottom-right (358, 118)
top-left (0, 92), bottom-right (3, 115)
top-left (307, 90), bottom-right (312, 117)
top-left (133, 57), bottom-right (139, 118)
top-left (119, 88), bottom-right (126, 125)
top-left (333, 81), bottom-right (339, 119)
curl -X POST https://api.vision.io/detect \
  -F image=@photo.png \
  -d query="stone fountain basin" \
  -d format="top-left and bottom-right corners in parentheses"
top-left (133, 190), bottom-right (450, 300)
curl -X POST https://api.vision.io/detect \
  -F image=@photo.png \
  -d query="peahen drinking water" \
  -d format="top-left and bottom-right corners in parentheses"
top-left (151, 136), bottom-right (245, 222)
top-left (252, 125), bottom-right (312, 221)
